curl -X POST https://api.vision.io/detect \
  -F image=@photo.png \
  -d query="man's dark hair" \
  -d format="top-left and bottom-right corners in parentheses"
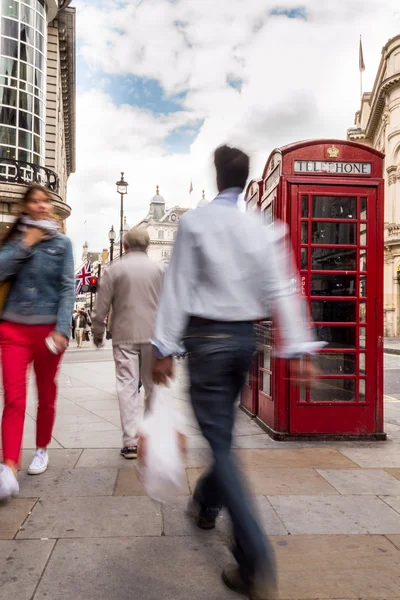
top-left (214, 145), bottom-right (250, 192)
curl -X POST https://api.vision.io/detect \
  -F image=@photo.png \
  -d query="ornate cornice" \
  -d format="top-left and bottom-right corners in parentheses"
top-left (57, 7), bottom-right (76, 176)
top-left (366, 73), bottom-right (400, 140)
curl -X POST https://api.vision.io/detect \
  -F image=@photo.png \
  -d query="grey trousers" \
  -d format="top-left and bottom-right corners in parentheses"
top-left (113, 343), bottom-right (154, 447)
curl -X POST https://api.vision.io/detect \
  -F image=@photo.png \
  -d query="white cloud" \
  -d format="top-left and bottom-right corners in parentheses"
top-left (67, 0), bottom-right (400, 264)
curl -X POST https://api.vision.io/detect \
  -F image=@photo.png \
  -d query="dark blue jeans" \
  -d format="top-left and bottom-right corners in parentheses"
top-left (184, 319), bottom-right (274, 581)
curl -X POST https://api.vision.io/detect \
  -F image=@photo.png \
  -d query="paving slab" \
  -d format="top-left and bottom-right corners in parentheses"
top-left (184, 448), bottom-right (211, 467)
top-left (339, 446), bottom-right (400, 467)
top-left (52, 429), bottom-right (122, 449)
top-left (60, 387), bottom-right (117, 402)
top-left (0, 499), bottom-right (36, 540)
top-left (0, 539), bottom-right (55, 600)
top-left (21, 433), bottom-right (62, 449)
top-left (163, 495), bottom-right (287, 537)
top-left (113, 468), bottom-right (147, 496)
top-left (233, 448), bottom-right (358, 469)
top-left (33, 536), bottom-right (235, 600)
top-left (380, 496), bottom-right (400, 515)
top-left (17, 496), bottom-right (161, 538)
top-left (17, 469), bottom-right (117, 498)
top-left (233, 435), bottom-right (277, 449)
top-left (21, 449), bottom-right (82, 470)
top-left (272, 534), bottom-right (400, 599)
top-left (385, 468), bottom-right (400, 480)
top-left (269, 495), bottom-right (400, 534)
top-left (386, 534), bottom-right (400, 550)
top-left (187, 467), bottom-right (338, 496)
top-left (318, 468), bottom-right (400, 495)
top-left (75, 449), bottom-right (138, 469)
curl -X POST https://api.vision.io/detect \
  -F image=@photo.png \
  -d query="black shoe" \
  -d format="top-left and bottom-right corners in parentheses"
top-left (187, 498), bottom-right (219, 530)
top-left (120, 446), bottom-right (138, 460)
top-left (222, 564), bottom-right (277, 600)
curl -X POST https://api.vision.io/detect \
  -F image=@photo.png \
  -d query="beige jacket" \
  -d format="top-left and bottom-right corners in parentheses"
top-left (92, 251), bottom-right (164, 346)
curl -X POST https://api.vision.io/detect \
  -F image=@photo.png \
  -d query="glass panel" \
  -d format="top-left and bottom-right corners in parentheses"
top-left (312, 222), bottom-right (356, 245)
top-left (0, 56), bottom-right (18, 78)
top-left (34, 97), bottom-right (43, 117)
top-left (20, 24), bottom-right (35, 47)
top-left (262, 370), bottom-right (271, 396)
top-left (31, 152), bottom-right (40, 164)
top-left (35, 50), bottom-right (44, 71)
top-left (34, 68), bottom-right (42, 88)
top-left (35, 32), bottom-right (44, 53)
top-left (300, 383), bottom-right (306, 402)
top-left (19, 91), bottom-right (33, 111)
top-left (360, 197), bottom-right (367, 220)
top-left (18, 129), bottom-right (31, 150)
top-left (360, 224), bottom-right (367, 246)
top-left (315, 325), bottom-right (356, 349)
top-left (2, 18), bottom-right (19, 39)
top-left (310, 379), bottom-right (356, 402)
top-left (33, 115), bottom-right (43, 136)
top-left (301, 248), bottom-right (308, 270)
top-left (0, 86), bottom-right (17, 107)
top-left (20, 61), bottom-right (33, 83)
top-left (359, 379), bottom-right (366, 402)
top-left (301, 222), bottom-right (308, 243)
top-left (18, 148), bottom-right (31, 162)
top-left (311, 300), bottom-right (356, 323)
top-left (37, 0), bottom-right (46, 16)
top-left (359, 327), bottom-right (366, 349)
top-left (360, 353), bottom-right (366, 375)
top-left (2, 0), bottom-right (19, 19)
top-left (0, 144), bottom-right (15, 158)
top-left (0, 125), bottom-right (15, 145)
top-left (20, 43), bottom-right (34, 64)
top-left (19, 109), bottom-right (32, 130)
top-left (33, 133), bottom-right (40, 154)
top-left (315, 352), bottom-right (356, 375)
top-left (1, 36), bottom-right (18, 58)
top-left (19, 80), bottom-right (25, 90)
top-left (0, 106), bottom-right (16, 126)
top-left (36, 13), bottom-right (45, 35)
top-left (360, 275), bottom-right (367, 297)
top-left (264, 201), bottom-right (274, 225)
top-left (359, 301), bottom-right (366, 323)
top-left (301, 195), bottom-right (308, 217)
top-left (21, 5), bottom-right (34, 27)
top-left (360, 250), bottom-right (367, 272)
top-left (311, 248), bottom-right (357, 271)
top-left (312, 196), bottom-right (357, 219)
top-left (311, 274), bottom-right (356, 297)
top-left (264, 347), bottom-right (271, 371)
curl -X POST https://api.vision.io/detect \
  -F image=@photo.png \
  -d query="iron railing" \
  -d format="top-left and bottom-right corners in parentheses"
top-left (0, 159), bottom-right (59, 193)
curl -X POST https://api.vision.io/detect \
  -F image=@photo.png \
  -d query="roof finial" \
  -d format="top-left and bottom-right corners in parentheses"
top-left (156, 185), bottom-right (159, 194)
top-left (202, 190), bottom-right (205, 200)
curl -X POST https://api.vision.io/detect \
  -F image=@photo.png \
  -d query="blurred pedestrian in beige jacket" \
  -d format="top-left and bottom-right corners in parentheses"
top-left (92, 227), bottom-right (164, 459)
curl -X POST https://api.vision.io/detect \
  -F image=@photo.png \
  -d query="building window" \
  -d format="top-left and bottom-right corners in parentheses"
top-left (158, 230), bottom-right (164, 240)
top-left (0, 0), bottom-right (47, 165)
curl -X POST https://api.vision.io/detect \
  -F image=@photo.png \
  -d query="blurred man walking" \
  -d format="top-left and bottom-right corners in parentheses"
top-left (152, 145), bottom-right (319, 599)
top-left (92, 228), bottom-right (163, 460)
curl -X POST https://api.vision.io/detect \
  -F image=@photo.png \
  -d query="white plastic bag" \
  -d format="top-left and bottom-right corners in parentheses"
top-left (138, 385), bottom-right (186, 503)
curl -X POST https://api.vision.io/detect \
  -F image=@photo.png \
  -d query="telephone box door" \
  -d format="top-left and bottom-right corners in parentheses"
top-left (289, 184), bottom-right (380, 435)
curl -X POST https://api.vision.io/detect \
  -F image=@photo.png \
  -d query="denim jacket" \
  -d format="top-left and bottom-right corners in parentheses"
top-left (0, 233), bottom-right (75, 338)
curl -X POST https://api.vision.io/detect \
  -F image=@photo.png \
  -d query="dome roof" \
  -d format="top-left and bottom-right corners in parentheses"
top-left (197, 190), bottom-right (208, 208)
top-left (151, 185), bottom-right (165, 205)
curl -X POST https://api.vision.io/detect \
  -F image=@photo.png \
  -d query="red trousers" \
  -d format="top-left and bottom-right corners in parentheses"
top-left (0, 322), bottom-right (63, 463)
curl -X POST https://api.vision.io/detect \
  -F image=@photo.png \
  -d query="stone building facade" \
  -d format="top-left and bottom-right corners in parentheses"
top-left (136, 186), bottom-right (195, 265)
top-left (348, 34), bottom-right (400, 337)
top-left (0, 0), bottom-right (75, 239)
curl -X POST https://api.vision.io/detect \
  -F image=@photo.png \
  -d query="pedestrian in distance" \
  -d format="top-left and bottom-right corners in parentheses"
top-left (152, 145), bottom-right (320, 599)
top-left (0, 183), bottom-right (75, 501)
top-left (92, 227), bottom-right (164, 460)
top-left (74, 309), bottom-right (87, 348)
top-left (71, 309), bottom-right (77, 340)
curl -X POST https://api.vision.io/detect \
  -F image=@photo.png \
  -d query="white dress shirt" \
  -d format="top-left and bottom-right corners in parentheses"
top-left (153, 187), bottom-right (322, 358)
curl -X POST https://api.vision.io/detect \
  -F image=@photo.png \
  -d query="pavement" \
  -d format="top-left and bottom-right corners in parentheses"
top-left (384, 337), bottom-right (400, 355)
top-left (3, 348), bottom-right (400, 599)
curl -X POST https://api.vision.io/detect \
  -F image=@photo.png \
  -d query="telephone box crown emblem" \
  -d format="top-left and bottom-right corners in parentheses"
top-left (327, 145), bottom-right (340, 158)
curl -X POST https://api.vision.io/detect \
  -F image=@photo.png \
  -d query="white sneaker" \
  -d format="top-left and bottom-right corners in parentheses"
top-left (28, 449), bottom-right (49, 475)
top-left (0, 464), bottom-right (19, 501)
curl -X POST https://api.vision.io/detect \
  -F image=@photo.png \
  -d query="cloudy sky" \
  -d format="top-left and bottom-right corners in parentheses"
top-left (67, 0), bottom-right (400, 265)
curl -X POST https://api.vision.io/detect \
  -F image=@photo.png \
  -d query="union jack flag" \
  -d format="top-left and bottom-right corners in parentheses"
top-left (75, 262), bottom-right (92, 294)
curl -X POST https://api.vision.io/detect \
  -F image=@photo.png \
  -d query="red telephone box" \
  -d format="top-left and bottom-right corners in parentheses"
top-left (242, 139), bottom-right (385, 440)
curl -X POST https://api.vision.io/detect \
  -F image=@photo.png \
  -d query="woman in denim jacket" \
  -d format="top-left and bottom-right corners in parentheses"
top-left (0, 184), bottom-right (75, 501)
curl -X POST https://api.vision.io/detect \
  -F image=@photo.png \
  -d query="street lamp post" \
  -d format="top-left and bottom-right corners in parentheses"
top-left (108, 225), bottom-right (116, 262)
top-left (116, 172), bottom-right (128, 258)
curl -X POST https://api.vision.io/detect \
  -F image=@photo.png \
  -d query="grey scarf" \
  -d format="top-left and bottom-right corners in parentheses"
top-left (18, 215), bottom-right (60, 238)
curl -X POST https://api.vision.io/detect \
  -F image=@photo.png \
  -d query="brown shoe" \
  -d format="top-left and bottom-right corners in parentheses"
top-left (222, 564), bottom-right (277, 599)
